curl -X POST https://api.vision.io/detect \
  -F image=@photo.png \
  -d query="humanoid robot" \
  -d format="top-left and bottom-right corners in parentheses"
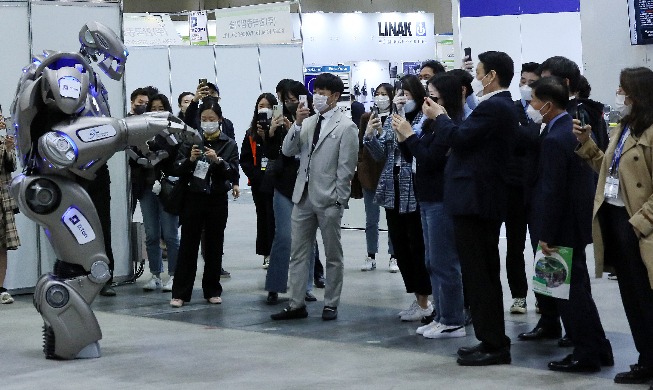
top-left (8, 21), bottom-right (200, 359)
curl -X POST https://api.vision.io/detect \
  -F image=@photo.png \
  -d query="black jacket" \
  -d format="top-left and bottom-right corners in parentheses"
top-left (173, 131), bottom-right (239, 196)
top-left (240, 130), bottom-right (274, 193)
top-left (568, 97), bottom-right (608, 152)
top-left (400, 119), bottom-right (449, 203)
top-left (262, 126), bottom-right (299, 199)
top-left (183, 100), bottom-right (236, 140)
top-left (130, 135), bottom-right (180, 199)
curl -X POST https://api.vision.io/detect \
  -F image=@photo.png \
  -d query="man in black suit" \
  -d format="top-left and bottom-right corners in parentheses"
top-left (424, 51), bottom-right (518, 366)
top-left (528, 76), bottom-right (612, 372)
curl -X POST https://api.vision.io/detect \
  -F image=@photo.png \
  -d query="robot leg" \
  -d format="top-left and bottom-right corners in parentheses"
top-left (11, 174), bottom-right (111, 359)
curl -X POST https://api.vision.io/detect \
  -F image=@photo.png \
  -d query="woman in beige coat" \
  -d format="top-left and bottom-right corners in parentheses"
top-left (574, 67), bottom-right (653, 385)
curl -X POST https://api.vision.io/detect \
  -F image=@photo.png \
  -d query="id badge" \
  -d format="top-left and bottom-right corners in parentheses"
top-left (193, 160), bottom-right (210, 179)
top-left (261, 157), bottom-right (268, 170)
top-left (604, 176), bottom-right (619, 199)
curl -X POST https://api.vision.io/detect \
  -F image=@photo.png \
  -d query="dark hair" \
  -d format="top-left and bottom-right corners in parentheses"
top-left (375, 82), bottom-right (395, 102)
top-left (142, 86), bottom-right (159, 98)
top-left (285, 81), bottom-right (315, 116)
top-left (400, 74), bottom-right (427, 107)
top-left (146, 94), bottom-right (173, 112)
top-left (478, 51), bottom-right (514, 88)
top-left (620, 67), bottom-right (653, 136)
top-left (429, 74), bottom-right (464, 123)
top-left (199, 96), bottom-right (222, 118)
top-left (521, 62), bottom-right (540, 75)
top-left (539, 56), bottom-right (580, 93)
top-left (530, 76), bottom-right (569, 110)
top-left (577, 75), bottom-right (591, 99)
top-left (314, 73), bottom-right (345, 95)
top-left (276, 79), bottom-right (295, 94)
top-left (130, 88), bottom-right (149, 103)
top-left (248, 92), bottom-right (278, 134)
top-left (206, 82), bottom-right (219, 96)
top-left (448, 69), bottom-right (474, 98)
top-left (177, 92), bottom-right (194, 105)
top-left (421, 60), bottom-right (446, 75)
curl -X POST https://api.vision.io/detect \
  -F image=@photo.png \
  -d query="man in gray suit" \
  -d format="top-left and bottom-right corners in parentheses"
top-left (271, 73), bottom-right (359, 321)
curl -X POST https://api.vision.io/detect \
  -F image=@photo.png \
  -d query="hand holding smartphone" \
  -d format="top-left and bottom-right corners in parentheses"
top-left (198, 78), bottom-right (208, 88)
top-left (298, 95), bottom-right (307, 108)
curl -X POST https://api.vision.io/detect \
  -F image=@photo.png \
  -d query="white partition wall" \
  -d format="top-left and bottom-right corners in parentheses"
top-left (258, 44), bottom-right (304, 93)
top-left (123, 46), bottom-right (171, 112)
top-left (169, 46), bottom-right (218, 109)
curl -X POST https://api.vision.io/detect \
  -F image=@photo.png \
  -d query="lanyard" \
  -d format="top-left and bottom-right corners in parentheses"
top-left (610, 126), bottom-right (631, 175)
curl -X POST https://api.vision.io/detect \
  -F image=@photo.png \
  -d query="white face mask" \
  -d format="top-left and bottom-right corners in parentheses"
top-left (471, 73), bottom-right (490, 96)
top-left (420, 80), bottom-right (428, 89)
top-left (374, 95), bottom-right (391, 111)
top-left (313, 93), bottom-right (330, 113)
top-left (526, 102), bottom-right (551, 125)
top-left (520, 85), bottom-right (532, 102)
top-left (403, 99), bottom-right (417, 113)
top-left (258, 107), bottom-right (272, 119)
top-left (614, 94), bottom-right (631, 116)
top-left (201, 121), bottom-right (220, 134)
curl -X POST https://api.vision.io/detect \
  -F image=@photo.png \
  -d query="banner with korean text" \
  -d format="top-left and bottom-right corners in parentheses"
top-left (189, 11), bottom-right (209, 45)
top-left (214, 2), bottom-right (293, 45)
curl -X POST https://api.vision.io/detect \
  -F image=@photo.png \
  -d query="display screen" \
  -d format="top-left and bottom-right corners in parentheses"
top-left (629, 0), bottom-right (653, 45)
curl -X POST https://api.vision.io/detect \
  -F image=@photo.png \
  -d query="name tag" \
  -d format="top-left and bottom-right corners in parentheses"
top-left (261, 157), bottom-right (268, 170)
top-left (604, 176), bottom-right (619, 199)
top-left (194, 160), bottom-right (210, 179)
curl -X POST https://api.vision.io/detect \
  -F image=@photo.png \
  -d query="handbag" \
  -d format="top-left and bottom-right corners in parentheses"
top-left (350, 170), bottom-right (363, 199)
top-left (158, 174), bottom-right (189, 216)
top-left (265, 157), bottom-right (284, 176)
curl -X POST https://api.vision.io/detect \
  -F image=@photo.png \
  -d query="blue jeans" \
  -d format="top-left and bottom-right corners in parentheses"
top-left (420, 201), bottom-right (464, 326)
top-left (265, 189), bottom-right (314, 293)
top-left (363, 188), bottom-right (394, 256)
top-left (140, 189), bottom-right (179, 276)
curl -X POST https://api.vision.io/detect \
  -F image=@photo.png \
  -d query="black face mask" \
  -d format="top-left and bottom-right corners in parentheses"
top-left (285, 102), bottom-right (298, 116)
top-left (133, 105), bottom-right (147, 115)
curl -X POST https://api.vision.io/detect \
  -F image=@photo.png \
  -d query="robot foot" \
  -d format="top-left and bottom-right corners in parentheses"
top-left (42, 323), bottom-right (101, 359)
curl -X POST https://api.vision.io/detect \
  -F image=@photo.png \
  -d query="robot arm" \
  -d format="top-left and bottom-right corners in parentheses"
top-left (39, 112), bottom-right (201, 179)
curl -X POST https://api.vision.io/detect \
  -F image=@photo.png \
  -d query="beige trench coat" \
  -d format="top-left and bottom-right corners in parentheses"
top-left (576, 123), bottom-right (653, 289)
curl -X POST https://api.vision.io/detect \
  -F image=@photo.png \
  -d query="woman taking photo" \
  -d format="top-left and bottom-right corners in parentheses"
top-left (170, 97), bottom-right (240, 308)
top-left (574, 67), bottom-right (653, 385)
top-left (241, 93), bottom-right (278, 269)
top-left (359, 83), bottom-right (396, 272)
top-left (363, 75), bottom-right (432, 322)
top-left (393, 74), bottom-right (466, 338)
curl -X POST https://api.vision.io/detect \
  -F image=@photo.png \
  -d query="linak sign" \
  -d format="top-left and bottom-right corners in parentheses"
top-left (378, 21), bottom-right (427, 37)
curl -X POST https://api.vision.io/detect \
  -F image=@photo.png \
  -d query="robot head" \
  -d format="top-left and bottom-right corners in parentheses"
top-left (79, 21), bottom-right (128, 81)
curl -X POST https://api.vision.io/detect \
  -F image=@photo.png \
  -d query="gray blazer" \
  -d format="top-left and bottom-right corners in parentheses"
top-left (282, 109), bottom-right (359, 208)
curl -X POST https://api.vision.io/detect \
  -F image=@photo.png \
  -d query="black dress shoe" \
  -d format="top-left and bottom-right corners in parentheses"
top-left (304, 292), bottom-right (317, 302)
top-left (322, 306), bottom-right (337, 321)
top-left (600, 351), bottom-right (614, 367)
top-left (314, 277), bottom-right (325, 289)
top-left (266, 292), bottom-right (278, 305)
top-left (518, 326), bottom-right (561, 341)
top-left (271, 306), bottom-right (308, 320)
top-left (457, 348), bottom-right (511, 366)
top-left (457, 342), bottom-right (485, 357)
top-left (558, 334), bottom-right (574, 347)
top-left (99, 284), bottom-right (116, 297)
top-left (548, 354), bottom-right (600, 373)
top-left (614, 364), bottom-right (653, 384)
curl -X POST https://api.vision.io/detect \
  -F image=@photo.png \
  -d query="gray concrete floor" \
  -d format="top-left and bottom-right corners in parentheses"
top-left (0, 195), bottom-right (649, 389)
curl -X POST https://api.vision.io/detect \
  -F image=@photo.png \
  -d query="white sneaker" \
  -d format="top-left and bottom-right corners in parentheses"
top-left (509, 297), bottom-right (527, 314)
top-left (162, 276), bottom-right (174, 292)
top-left (0, 291), bottom-right (14, 304)
top-left (263, 256), bottom-right (270, 269)
top-left (416, 320), bottom-right (440, 335)
top-left (361, 257), bottom-right (376, 271)
top-left (401, 302), bottom-right (433, 322)
top-left (423, 323), bottom-right (467, 339)
top-left (388, 258), bottom-right (399, 273)
top-left (143, 275), bottom-right (162, 291)
top-left (398, 300), bottom-right (419, 317)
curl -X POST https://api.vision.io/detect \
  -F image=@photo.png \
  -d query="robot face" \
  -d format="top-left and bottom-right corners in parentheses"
top-left (41, 66), bottom-right (90, 115)
top-left (79, 21), bottom-right (128, 81)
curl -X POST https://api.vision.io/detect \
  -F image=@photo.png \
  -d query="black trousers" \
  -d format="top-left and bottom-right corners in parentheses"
top-left (556, 246), bottom-right (611, 364)
top-left (80, 167), bottom-right (114, 283)
top-left (385, 207), bottom-right (431, 296)
top-left (454, 215), bottom-right (510, 350)
top-left (504, 185), bottom-right (528, 298)
top-left (172, 191), bottom-right (228, 302)
top-left (252, 188), bottom-right (275, 256)
top-left (599, 203), bottom-right (653, 367)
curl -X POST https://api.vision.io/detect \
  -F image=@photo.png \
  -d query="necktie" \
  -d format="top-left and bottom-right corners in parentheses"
top-left (311, 115), bottom-right (324, 152)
